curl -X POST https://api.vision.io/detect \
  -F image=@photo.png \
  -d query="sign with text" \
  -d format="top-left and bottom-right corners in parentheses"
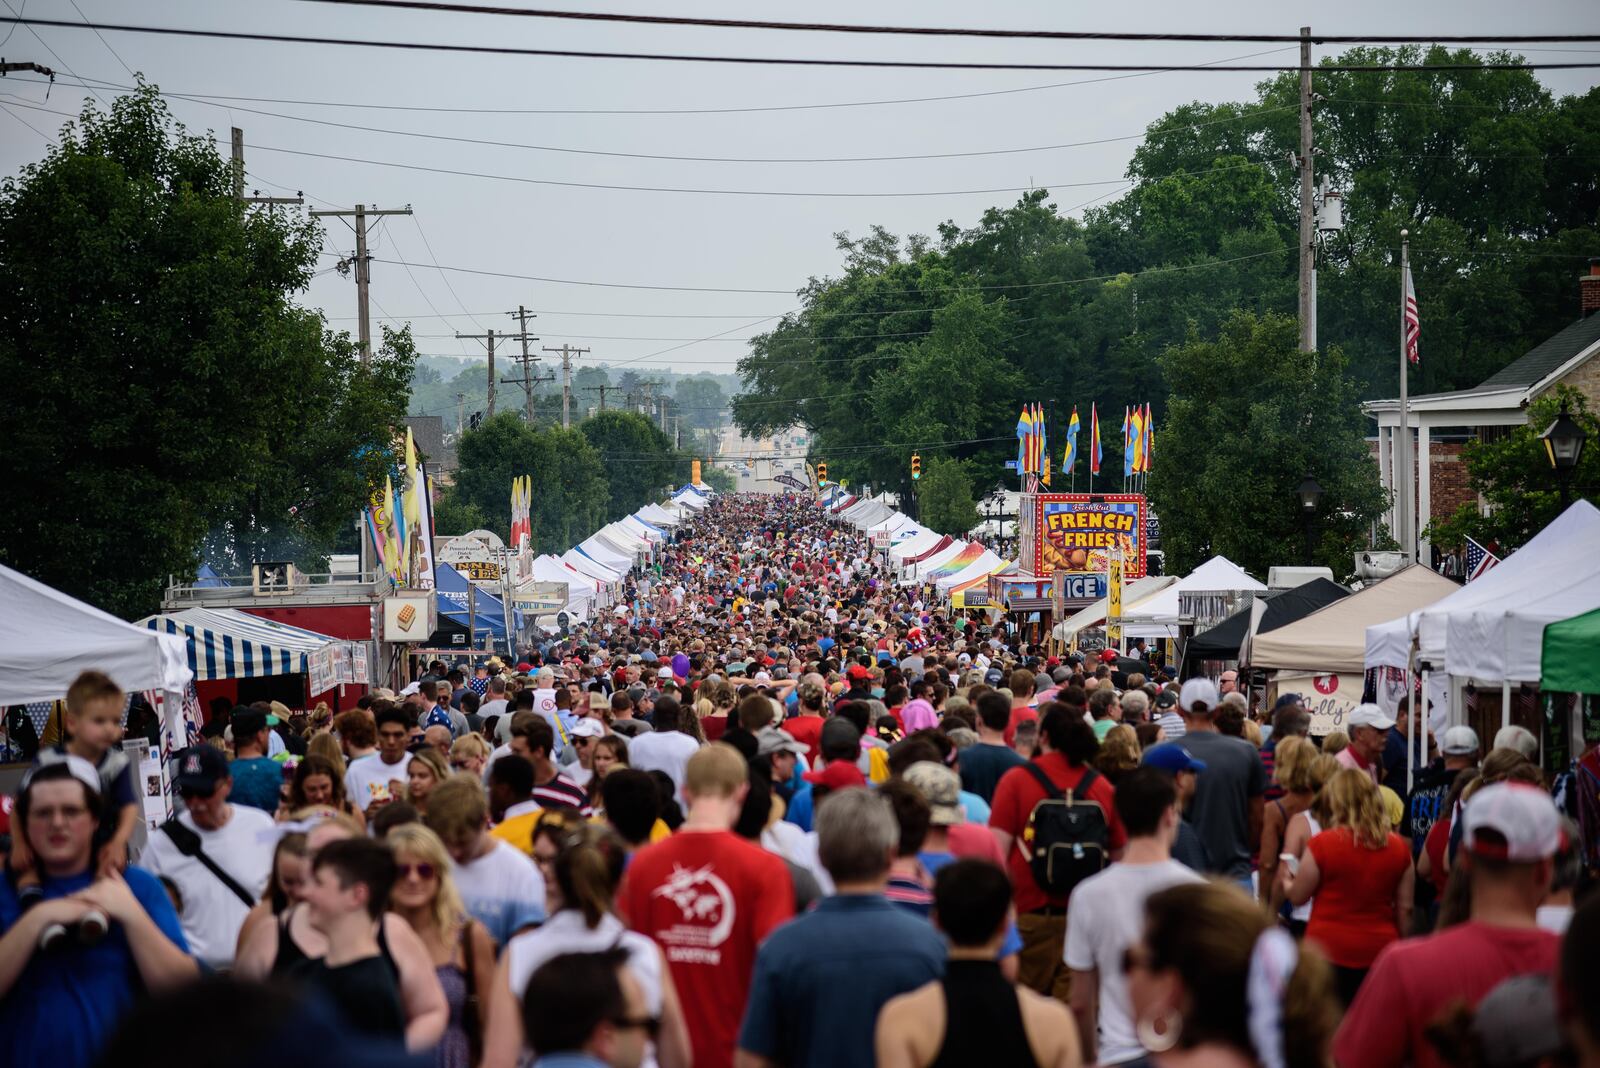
top-left (1107, 555), bottom-right (1125, 648)
top-left (1278, 671), bottom-right (1363, 735)
top-left (460, 560), bottom-right (502, 582)
top-left (1019, 494), bottom-right (1147, 579)
top-left (775, 474), bottom-right (809, 491)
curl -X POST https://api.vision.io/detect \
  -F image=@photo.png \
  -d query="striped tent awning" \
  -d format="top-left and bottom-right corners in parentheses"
top-left (138, 608), bottom-right (339, 681)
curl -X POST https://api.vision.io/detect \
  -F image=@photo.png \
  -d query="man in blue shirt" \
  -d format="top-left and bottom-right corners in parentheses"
top-left (0, 759), bottom-right (197, 1068)
top-left (228, 707), bottom-right (283, 813)
top-left (737, 787), bottom-right (946, 1068)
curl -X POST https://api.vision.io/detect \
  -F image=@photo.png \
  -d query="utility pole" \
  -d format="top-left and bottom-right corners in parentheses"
top-left (501, 366), bottom-right (554, 424)
top-left (542, 344), bottom-right (590, 429)
top-left (585, 383), bottom-right (620, 412)
top-left (455, 392), bottom-right (466, 436)
top-left (455, 330), bottom-right (502, 418)
top-left (507, 306), bottom-right (541, 425)
top-left (311, 202), bottom-right (413, 366)
top-left (1297, 26), bottom-right (1316, 353)
top-left (230, 128), bottom-right (302, 207)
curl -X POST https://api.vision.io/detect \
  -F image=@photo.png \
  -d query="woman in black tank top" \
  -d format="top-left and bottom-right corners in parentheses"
top-left (929, 959), bottom-right (1041, 1068)
top-left (270, 902), bottom-right (400, 980)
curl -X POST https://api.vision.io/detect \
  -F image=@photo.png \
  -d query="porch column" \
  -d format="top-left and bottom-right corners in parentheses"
top-left (1379, 424), bottom-right (1394, 539)
top-left (1417, 423), bottom-right (1432, 566)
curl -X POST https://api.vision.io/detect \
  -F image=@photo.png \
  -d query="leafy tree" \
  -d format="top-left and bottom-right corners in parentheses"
top-left (915, 456), bottom-right (980, 536)
top-left (1148, 312), bottom-right (1387, 578)
top-left (580, 410), bottom-right (681, 520)
top-left (450, 412), bottom-right (609, 553)
top-left (701, 465), bottom-right (737, 494)
top-left (0, 85), bottom-right (411, 616)
top-left (1429, 386), bottom-right (1600, 553)
top-left (674, 375), bottom-right (727, 431)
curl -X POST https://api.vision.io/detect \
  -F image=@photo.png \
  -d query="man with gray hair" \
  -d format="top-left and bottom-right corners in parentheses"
top-left (736, 789), bottom-right (946, 1068)
top-left (1119, 689), bottom-right (1150, 728)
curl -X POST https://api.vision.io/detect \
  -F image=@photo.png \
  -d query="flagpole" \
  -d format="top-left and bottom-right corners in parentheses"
top-left (1398, 230), bottom-right (1414, 565)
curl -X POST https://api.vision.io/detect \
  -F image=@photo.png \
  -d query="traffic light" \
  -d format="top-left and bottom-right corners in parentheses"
top-left (911, 453), bottom-right (922, 480)
top-left (817, 461), bottom-right (828, 483)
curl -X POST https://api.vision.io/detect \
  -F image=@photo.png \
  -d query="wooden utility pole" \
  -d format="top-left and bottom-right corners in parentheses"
top-left (455, 328), bottom-right (529, 420)
top-left (542, 344), bottom-right (590, 429)
top-left (230, 128), bottom-right (302, 207)
top-left (585, 383), bottom-right (620, 412)
top-left (501, 366), bottom-right (554, 423)
top-left (1297, 26), bottom-right (1316, 353)
top-left (311, 202), bottom-right (413, 366)
top-left (455, 392), bottom-right (465, 436)
top-left (507, 306), bottom-right (542, 424)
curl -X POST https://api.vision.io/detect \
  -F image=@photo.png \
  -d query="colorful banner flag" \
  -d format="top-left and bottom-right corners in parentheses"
top-left (402, 426), bottom-right (421, 533)
top-left (413, 463), bottom-right (436, 590)
top-left (381, 474), bottom-right (402, 581)
top-left (1129, 405), bottom-right (1145, 474)
top-left (1016, 405), bottom-right (1035, 474)
top-left (1122, 406), bottom-right (1134, 478)
top-left (1142, 403), bottom-right (1154, 473)
top-left (1090, 404), bottom-right (1102, 475)
top-left (1036, 403), bottom-right (1048, 483)
top-left (1065, 407), bottom-right (1080, 475)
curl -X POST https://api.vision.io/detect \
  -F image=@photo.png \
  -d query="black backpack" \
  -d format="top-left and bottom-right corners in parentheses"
top-left (1018, 763), bottom-right (1110, 897)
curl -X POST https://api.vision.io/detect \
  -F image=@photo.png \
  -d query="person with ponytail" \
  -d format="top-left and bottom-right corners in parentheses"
top-left (1282, 768), bottom-right (1414, 1006)
top-left (1124, 881), bottom-right (1337, 1068)
top-left (480, 821), bottom-right (691, 1068)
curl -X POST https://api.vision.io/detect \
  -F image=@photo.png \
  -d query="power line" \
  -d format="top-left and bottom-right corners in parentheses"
top-left (300, 3), bottom-right (1600, 47)
top-left (10, 18), bottom-right (1600, 72)
top-left (65, 0), bottom-right (137, 79)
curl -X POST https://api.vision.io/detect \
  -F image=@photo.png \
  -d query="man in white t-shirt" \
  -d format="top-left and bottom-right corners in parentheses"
top-left (140, 745), bottom-right (275, 969)
top-left (1065, 765), bottom-right (1203, 1066)
top-left (623, 697), bottom-right (701, 803)
top-left (482, 677), bottom-right (513, 740)
top-left (424, 775), bottom-right (546, 947)
top-left (344, 705), bottom-right (414, 812)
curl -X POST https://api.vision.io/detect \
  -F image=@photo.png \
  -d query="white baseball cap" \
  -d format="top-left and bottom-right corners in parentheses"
top-left (569, 718), bottom-right (606, 739)
top-left (1177, 677), bottom-right (1218, 713)
top-left (1461, 782), bottom-right (1561, 862)
top-left (1347, 704), bottom-right (1397, 731)
top-left (1439, 725), bottom-right (1481, 757)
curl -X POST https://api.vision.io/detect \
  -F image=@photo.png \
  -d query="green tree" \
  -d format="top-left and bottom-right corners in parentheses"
top-left (915, 457), bottom-right (980, 536)
top-left (580, 410), bottom-right (681, 520)
top-left (1429, 386), bottom-right (1600, 554)
top-left (450, 412), bottom-right (609, 553)
top-left (1148, 312), bottom-right (1387, 578)
top-left (674, 375), bottom-right (726, 431)
top-left (0, 85), bottom-right (411, 616)
top-left (701, 465), bottom-right (737, 494)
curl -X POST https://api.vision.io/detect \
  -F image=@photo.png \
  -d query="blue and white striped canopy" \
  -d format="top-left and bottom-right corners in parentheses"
top-left (138, 608), bottom-right (338, 681)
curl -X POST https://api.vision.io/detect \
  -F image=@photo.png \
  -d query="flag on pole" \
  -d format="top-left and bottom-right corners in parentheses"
top-left (1122, 407), bottom-right (1133, 478)
top-left (1065, 407), bottom-right (1081, 474)
top-left (381, 474), bottom-right (402, 581)
top-left (1090, 404), bottom-right (1102, 475)
top-left (1404, 265), bottom-right (1420, 365)
top-left (1129, 405), bottom-right (1145, 474)
top-left (1142, 403), bottom-right (1154, 473)
top-left (1465, 536), bottom-right (1500, 582)
top-left (402, 426), bottom-right (421, 532)
top-left (1016, 405), bottom-right (1034, 475)
top-left (1037, 404), bottom-right (1051, 486)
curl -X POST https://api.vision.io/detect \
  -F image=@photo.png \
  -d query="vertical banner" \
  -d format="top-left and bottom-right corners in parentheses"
top-left (1107, 552), bottom-right (1125, 650)
top-left (412, 464), bottom-right (437, 590)
top-left (692, 459), bottom-right (702, 485)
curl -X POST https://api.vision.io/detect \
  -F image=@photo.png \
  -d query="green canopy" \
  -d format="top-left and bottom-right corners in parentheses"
top-left (1542, 607), bottom-right (1600, 694)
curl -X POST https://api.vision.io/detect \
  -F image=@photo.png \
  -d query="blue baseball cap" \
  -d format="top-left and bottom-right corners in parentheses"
top-left (1141, 743), bottom-right (1208, 775)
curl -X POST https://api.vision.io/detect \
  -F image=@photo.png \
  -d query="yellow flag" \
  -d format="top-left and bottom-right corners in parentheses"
top-left (382, 474), bottom-right (402, 580)
top-left (402, 427), bottom-right (421, 531)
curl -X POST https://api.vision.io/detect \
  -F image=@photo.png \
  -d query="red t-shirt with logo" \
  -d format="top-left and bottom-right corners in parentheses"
top-left (989, 752), bottom-right (1125, 914)
top-left (619, 829), bottom-right (794, 1068)
top-left (782, 714), bottom-right (825, 759)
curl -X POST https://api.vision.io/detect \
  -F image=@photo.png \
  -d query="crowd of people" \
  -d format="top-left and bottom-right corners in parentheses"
top-left (2, 489), bottom-right (1598, 1068)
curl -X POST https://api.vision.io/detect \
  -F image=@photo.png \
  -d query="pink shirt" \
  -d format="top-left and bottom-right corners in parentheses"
top-left (1336, 745), bottom-right (1379, 785)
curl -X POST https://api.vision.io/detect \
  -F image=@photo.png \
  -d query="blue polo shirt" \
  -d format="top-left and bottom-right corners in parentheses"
top-left (0, 866), bottom-right (190, 1068)
top-left (738, 893), bottom-right (945, 1068)
top-left (229, 755), bottom-right (284, 813)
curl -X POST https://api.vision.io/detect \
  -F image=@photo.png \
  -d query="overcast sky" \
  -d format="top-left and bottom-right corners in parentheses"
top-left (3, 0), bottom-right (1596, 407)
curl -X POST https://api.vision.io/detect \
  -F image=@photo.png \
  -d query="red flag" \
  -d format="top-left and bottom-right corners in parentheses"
top-left (1090, 404), bottom-right (1102, 475)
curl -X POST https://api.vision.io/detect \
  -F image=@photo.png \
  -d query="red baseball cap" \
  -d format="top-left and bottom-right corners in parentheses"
top-left (803, 761), bottom-right (867, 790)
top-left (1100, 649), bottom-right (1120, 664)
top-left (847, 664), bottom-right (874, 682)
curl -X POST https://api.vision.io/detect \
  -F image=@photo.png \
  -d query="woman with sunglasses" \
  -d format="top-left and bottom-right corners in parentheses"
top-left (386, 823), bottom-right (497, 1068)
top-left (449, 734), bottom-right (492, 778)
top-left (480, 822), bottom-right (690, 1068)
top-left (406, 749), bottom-right (450, 818)
top-left (1124, 881), bottom-right (1337, 1068)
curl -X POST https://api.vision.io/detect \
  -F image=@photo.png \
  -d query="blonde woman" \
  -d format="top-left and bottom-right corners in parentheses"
top-left (386, 823), bottom-right (498, 1068)
top-left (1284, 768), bottom-right (1414, 1006)
top-left (306, 731), bottom-right (346, 777)
top-left (406, 748), bottom-right (450, 816)
top-left (1094, 724), bottom-right (1141, 785)
top-left (1260, 736), bottom-right (1318, 910)
top-left (1275, 752), bottom-right (1340, 933)
top-left (448, 734), bottom-right (491, 778)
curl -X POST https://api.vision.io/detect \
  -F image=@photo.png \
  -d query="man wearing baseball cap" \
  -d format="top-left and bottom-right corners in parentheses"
top-left (1335, 782), bottom-right (1564, 1068)
top-left (1406, 725), bottom-right (1480, 857)
top-left (1339, 703), bottom-right (1396, 787)
top-left (1150, 678), bottom-right (1263, 886)
top-left (0, 760), bottom-right (197, 1068)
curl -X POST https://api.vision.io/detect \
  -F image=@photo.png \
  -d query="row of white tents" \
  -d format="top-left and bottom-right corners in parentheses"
top-left (528, 485), bottom-right (715, 622)
top-left (823, 490), bottom-right (1012, 595)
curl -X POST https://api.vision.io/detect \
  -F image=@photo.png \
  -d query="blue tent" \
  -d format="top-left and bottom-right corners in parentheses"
top-left (434, 563), bottom-right (518, 641)
top-left (195, 563), bottom-right (230, 588)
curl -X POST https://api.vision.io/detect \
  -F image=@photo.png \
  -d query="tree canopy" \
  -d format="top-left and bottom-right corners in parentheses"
top-left (580, 410), bottom-right (683, 520)
top-left (0, 85), bottom-right (412, 617)
top-left (443, 412), bottom-right (610, 551)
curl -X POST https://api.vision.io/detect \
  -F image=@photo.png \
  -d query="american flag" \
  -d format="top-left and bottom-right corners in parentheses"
top-left (1466, 536), bottom-right (1501, 582)
top-left (1404, 265), bottom-right (1421, 365)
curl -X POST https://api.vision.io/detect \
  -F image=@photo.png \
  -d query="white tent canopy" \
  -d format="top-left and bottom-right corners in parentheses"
top-left (577, 537), bottom-right (632, 572)
top-left (890, 529), bottom-right (943, 562)
top-left (1, 563), bottom-right (193, 704)
top-left (1367, 501), bottom-right (1600, 677)
top-left (905, 538), bottom-right (967, 574)
top-left (1252, 565), bottom-right (1459, 674)
top-left (636, 504), bottom-right (680, 526)
top-left (936, 551), bottom-right (1004, 591)
top-left (1122, 556), bottom-right (1266, 633)
top-left (1053, 576), bottom-right (1178, 641)
top-left (561, 549), bottom-right (623, 585)
top-left (672, 489), bottom-right (710, 510)
top-left (618, 515), bottom-right (664, 543)
top-left (534, 555), bottom-right (596, 620)
top-left (868, 512), bottom-right (913, 536)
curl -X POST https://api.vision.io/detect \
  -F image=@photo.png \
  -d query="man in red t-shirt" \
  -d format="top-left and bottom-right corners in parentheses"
top-left (620, 743), bottom-right (794, 1068)
top-left (781, 678), bottom-right (828, 760)
top-left (1335, 782), bottom-right (1564, 1068)
top-left (990, 703), bottom-right (1125, 1001)
top-left (1003, 669), bottom-right (1038, 748)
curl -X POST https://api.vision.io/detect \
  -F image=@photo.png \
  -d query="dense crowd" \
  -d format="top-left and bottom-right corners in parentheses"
top-left (3, 490), bottom-right (1598, 1068)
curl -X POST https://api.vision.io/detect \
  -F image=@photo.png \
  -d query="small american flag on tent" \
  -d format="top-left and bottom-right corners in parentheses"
top-left (1465, 536), bottom-right (1501, 582)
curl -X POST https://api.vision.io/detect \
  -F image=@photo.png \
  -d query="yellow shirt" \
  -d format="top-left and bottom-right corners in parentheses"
top-left (648, 818), bottom-right (672, 843)
top-left (491, 809), bottom-right (542, 855)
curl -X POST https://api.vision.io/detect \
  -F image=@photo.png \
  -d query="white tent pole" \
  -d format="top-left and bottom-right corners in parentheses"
top-left (1405, 664), bottom-right (1415, 793)
top-left (1419, 669), bottom-right (1431, 783)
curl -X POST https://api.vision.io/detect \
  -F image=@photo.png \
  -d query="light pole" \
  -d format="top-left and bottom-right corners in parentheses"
top-left (1541, 400), bottom-right (1588, 509)
top-left (1296, 473), bottom-right (1324, 565)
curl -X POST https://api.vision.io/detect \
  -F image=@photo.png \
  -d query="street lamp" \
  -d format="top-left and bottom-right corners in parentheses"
top-left (1296, 473), bottom-right (1323, 565)
top-left (1541, 400), bottom-right (1588, 509)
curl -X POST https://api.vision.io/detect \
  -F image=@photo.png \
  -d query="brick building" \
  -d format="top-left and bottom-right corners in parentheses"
top-left (1365, 261), bottom-right (1600, 564)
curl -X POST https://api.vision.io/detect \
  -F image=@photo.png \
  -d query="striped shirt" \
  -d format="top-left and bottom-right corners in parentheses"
top-left (533, 772), bottom-right (591, 815)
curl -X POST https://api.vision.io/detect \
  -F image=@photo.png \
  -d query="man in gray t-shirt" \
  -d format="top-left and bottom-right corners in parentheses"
top-left (1146, 678), bottom-right (1264, 880)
